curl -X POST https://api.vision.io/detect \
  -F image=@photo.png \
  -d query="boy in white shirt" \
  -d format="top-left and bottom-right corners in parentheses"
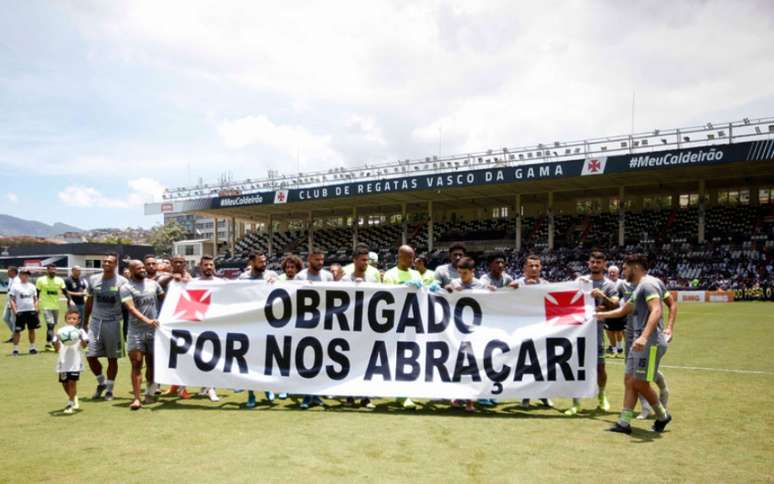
top-left (53, 309), bottom-right (89, 414)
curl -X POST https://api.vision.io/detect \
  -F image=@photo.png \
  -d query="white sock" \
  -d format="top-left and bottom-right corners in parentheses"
top-left (13, 345), bottom-right (19, 352)
top-left (106, 380), bottom-right (114, 392)
top-left (96, 374), bottom-right (105, 385)
top-left (67, 400), bottom-right (74, 407)
top-left (29, 344), bottom-right (36, 350)
top-left (654, 372), bottom-right (668, 392)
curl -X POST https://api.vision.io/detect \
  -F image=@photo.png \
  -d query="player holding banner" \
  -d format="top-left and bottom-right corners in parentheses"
top-left (120, 260), bottom-right (164, 410)
top-left (596, 254), bottom-right (672, 434)
top-left (565, 250), bottom-right (616, 416)
top-left (513, 254), bottom-right (553, 409)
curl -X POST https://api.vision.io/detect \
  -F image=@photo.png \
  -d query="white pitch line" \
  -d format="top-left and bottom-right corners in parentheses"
top-left (605, 360), bottom-right (774, 375)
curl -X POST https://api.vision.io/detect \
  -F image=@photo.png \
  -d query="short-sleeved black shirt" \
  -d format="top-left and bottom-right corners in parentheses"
top-left (64, 276), bottom-right (88, 305)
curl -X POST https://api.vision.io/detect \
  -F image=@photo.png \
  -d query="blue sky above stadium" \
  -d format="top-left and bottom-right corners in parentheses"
top-left (1, 1), bottom-right (773, 229)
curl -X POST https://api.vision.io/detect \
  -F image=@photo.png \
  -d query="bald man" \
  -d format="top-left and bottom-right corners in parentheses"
top-left (382, 245), bottom-right (423, 409)
top-left (65, 266), bottom-right (88, 328)
top-left (120, 260), bottom-right (164, 409)
top-left (606, 265), bottom-right (626, 357)
top-left (382, 245), bottom-right (422, 286)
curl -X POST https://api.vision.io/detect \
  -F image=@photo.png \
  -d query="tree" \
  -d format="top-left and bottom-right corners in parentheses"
top-left (148, 221), bottom-right (187, 256)
top-left (101, 235), bottom-right (134, 245)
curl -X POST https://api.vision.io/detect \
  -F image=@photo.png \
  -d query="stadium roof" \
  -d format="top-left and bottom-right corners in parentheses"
top-left (146, 117), bottom-right (774, 220)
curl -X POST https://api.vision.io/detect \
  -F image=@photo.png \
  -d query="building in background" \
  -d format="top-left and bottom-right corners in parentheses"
top-left (172, 239), bottom-right (216, 272)
top-left (164, 213), bottom-right (231, 242)
top-left (0, 243), bottom-right (154, 270)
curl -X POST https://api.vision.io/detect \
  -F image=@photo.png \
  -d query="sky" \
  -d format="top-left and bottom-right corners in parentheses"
top-left (1, 0), bottom-right (773, 230)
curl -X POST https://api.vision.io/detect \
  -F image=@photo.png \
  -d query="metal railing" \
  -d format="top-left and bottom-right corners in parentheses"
top-left (162, 116), bottom-right (774, 201)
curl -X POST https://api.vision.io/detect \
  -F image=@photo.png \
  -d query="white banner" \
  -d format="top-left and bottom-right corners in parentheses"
top-left (154, 281), bottom-right (598, 399)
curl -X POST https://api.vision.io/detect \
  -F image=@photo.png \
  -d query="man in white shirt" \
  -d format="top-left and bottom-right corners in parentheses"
top-left (3, 266), bottom-right (20, 341)
top-left (8, 269), bottom-right (39, 355)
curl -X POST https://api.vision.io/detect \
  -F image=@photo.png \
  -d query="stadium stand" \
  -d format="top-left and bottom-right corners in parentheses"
top-left (214, 204), bottom-right (774, 290)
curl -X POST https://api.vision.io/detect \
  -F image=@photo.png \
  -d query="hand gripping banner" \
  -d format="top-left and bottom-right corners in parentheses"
top-left (155, 280), bottom-right (598, 399)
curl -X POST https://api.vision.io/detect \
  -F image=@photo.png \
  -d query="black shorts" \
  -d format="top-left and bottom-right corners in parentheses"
top-left (605, 318), bottom-right (626, 331)
top-left (15, 312), bottom-right (40, 332)
top-left (58, 372), bottom-right (80, 382)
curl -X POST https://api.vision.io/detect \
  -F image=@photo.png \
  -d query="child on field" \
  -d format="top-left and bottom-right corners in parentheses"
top-left (53, 309), bottom-right (89, 414)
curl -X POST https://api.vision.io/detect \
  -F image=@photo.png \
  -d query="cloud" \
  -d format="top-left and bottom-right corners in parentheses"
top-left (127, 177), bottom-right (166, 205)
top-left (346, 115), bottom-right (386, 146)
top-left (217, 115), bottom-right (343, 169)
top-left (6, 193), bottom-right (19, 204)
top-left (2, 1), bottom-right (774, 232)
top-left (58, 178), bottom-right (166, 209)
top-left (58, 186), bottom-right (126, 208)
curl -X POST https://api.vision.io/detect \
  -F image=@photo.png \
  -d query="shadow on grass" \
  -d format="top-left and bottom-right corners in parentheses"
top-left (121, 396), bottom-right (621, 420)
top-left (628, 426), bottom-right (664, 443)
top-left (48, 409), bottom-right (83, 417)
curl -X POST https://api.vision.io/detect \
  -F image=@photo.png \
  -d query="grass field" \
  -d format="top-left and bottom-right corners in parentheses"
top-left (1, 295), bottom-right (773, 483)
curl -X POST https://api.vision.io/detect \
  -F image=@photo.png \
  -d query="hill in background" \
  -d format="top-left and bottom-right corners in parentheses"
top-left (0, 214), bottom-right (83, 237)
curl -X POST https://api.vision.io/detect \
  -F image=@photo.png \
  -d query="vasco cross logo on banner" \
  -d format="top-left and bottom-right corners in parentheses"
top-left (173, 289), bottom-right (213, 321)
top-left (581, 157), bottom-right (607, 176)
top-left (544, 290), bottom-right (585, 325)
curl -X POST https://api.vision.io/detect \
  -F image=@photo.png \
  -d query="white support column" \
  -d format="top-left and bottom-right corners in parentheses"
top-left (307, 211), bottom-right (314, 253)
top-left (618, 186), bottom-right (625, 247)
top-left (213, 217), bottom-right (219, 255)
top-left (547, 192), bottom-right (555, 250)
top-left (428, 201), bottom-right (434, 252)
top-left (515, 194), bottom-right (522, 251)
top-left (401, 203), bottom-right (408, 245)
top-left (352, 207), bottom-right (358, 252)
top-left (229, 217), bottom-right (236, 252)
top-left (267, 215), bottom-right (274, 258)
top-left (698, 180), bottom-right (706, 243)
